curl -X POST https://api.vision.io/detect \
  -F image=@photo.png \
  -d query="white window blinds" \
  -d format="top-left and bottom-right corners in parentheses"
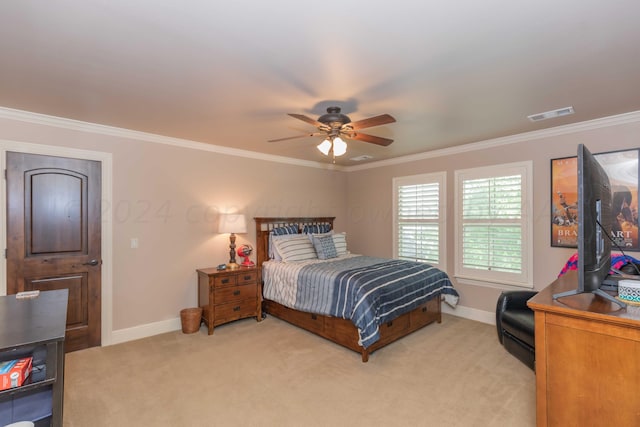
top-left (393, 172), bottom-right (445, 267)
top-left (455, 162), bottom-right (532, 288)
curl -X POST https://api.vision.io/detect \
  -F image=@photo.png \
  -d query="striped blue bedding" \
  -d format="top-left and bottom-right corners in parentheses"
top-left (263, 255), bottom-right (459, 348)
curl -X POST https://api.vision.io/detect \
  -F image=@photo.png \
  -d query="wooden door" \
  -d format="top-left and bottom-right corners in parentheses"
top-left (6, 152), bottom-right (102, 352)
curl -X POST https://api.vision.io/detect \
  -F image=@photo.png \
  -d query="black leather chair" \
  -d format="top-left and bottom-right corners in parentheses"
top-left (496, 290), bottom-right (537, 371)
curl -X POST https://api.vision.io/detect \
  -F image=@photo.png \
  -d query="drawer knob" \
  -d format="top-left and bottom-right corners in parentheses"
top-left (243, 275), bottom-right (252, 280)
top-left (311, 314), bottom-right (317, 320)
top-left (422, 307), bottom-right (427, 313)
top-left (221, 278), bottom-right (230, 284)
top-left (387, 321), bottom-right (393, 327)
top-left (233, 290), bottom-right (241, 296)
top-left (233, 306), bottom-right (240, 312)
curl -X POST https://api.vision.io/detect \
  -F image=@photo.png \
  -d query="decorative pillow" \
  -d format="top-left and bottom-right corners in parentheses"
top-left (312, 234), bottom-right (338, 260)
top-left (273, 235), bottom-right (317, 262)
top-left (332, 232), bottom-right (348, 256)
top-left (302, 223), bottom-right (331, 234)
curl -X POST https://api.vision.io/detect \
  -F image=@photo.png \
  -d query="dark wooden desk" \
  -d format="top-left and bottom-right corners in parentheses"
top-left (0, 289), bottom-right (68, 427)
top-left (528, 270), bottom-right (640, 427)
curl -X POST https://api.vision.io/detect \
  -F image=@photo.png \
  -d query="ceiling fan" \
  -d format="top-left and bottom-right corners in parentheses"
top-left (268, 106), bottom-right (396, 158)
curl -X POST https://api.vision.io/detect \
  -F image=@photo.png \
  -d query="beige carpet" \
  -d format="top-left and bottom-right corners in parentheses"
top-left (63, 314), bottom-right (535, 426)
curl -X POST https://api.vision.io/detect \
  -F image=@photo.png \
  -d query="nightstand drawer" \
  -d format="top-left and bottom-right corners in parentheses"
top-left (215, 283), bottom-right (257, 303)
top-left (214, 299), bottom-right (257, 324)
top-left (214, 275), bottom-right (237, 288)
top-left (237, 271), bottom-right (257, 285)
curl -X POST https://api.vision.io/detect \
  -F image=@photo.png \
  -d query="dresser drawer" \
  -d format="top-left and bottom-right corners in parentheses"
top-left (237, 271), bottom-right (257, 285)
top-left (213, 298), bottom-right (257, 325)
top-left (215, 283), bottom-right (257, 304)
top-left (214, 274), bottom-right (237, 288)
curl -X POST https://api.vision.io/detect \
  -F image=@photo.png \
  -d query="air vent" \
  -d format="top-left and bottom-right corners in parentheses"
top-left (350, 155), bottom-right (373, 162)
top-left (527, 106), bottom-right (574, 122)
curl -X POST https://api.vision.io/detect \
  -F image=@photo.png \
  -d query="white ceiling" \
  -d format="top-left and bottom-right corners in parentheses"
top-left (1, 1), bottom-right (640, 166)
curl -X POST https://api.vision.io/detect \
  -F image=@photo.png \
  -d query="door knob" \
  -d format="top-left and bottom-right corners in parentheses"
top-left (83, 259), bottom-right (100, 266)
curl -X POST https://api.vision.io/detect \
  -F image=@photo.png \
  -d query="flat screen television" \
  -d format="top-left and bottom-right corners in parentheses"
top-left (553, 144), bottom-right (626, 308)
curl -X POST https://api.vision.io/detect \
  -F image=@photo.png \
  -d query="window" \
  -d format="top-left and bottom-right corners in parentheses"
top-left (393, 172), bottom-right (445, 269)
top-left (455, 162), bottom-right (532, 288)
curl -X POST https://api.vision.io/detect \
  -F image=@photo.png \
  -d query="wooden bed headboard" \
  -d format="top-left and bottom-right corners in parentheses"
top-left (253, 217), bottom-right (335, 272)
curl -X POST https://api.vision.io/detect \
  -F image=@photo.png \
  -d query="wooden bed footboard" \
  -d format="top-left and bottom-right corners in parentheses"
top-left (254, 216), bottom-right (443, 362)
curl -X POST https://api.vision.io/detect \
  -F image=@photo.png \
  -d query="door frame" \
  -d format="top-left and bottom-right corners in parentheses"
top-left (0, 139), bottom-right (114, 346)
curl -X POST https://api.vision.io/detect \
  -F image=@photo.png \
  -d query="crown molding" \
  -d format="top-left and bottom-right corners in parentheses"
top-left (2, 106), bottom-right (638, 173)
top-left (0, 106), bottom-right (345, 171)
top-left (344, 110), bottom-right (640, 172)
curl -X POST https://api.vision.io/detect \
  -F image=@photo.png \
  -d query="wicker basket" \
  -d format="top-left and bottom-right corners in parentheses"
top-left (180, 307), bottom-right (203, 334)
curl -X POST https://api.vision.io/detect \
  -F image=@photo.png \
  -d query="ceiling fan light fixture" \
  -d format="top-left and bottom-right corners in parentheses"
top-left (317, 139), bottom-right (332, 155)
top-left (271, 106), bottom-right (396, 161)
top-left (332, 137), bottom-right (347, 156)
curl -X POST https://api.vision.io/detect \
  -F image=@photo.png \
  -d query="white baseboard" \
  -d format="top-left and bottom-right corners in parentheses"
top-left (443, 304), bottom-right (495, 325)
top-left (110, 317), bottom-right (181, 346)
top-left (107, 304), bottom-right (495, 346)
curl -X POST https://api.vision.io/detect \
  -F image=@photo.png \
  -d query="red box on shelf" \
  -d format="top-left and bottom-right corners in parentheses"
top-left (0, 357), bottom-right (33, 390)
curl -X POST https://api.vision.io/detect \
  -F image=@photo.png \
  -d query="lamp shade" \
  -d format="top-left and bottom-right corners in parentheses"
top-left (317, 139), bottom-right (332, 156)
top-left (332, 137), bottom-right (347, 156)
top-left (217, 214), bottom-right (247, 234)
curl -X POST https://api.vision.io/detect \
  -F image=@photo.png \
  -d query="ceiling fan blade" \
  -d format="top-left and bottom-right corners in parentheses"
top-left (288, 113), bottom-right (325, 128)
top-left (350, 132), bottom-right (394, 146)
top-left (267, 132), bottom-right (322, 142)
top-left (348, 114), bottom-right (396, 130)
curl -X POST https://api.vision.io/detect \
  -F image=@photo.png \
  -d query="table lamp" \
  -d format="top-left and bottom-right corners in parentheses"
top-left (217, 214), bottom-right (247, 270)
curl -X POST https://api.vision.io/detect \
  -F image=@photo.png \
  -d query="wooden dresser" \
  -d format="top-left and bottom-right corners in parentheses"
top-left (197, 266), bottom-right (262, 335)
top-left (528, 270), bottom-right (640, 427)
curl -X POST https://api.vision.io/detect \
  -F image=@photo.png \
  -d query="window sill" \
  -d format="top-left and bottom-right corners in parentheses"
top-left (454, 275), bottom-right (534, 291)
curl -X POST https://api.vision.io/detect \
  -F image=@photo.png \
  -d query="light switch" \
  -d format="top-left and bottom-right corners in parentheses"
top-left (130, 238), bottom-right (139, 249)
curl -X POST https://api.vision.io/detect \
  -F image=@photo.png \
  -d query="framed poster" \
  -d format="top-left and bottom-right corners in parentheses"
top-left (550, 148), bottom-right (640, 250)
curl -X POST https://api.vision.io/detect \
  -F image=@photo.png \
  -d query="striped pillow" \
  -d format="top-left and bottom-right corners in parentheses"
top-left (274, 235), bottom-right (317, 262)
top-left (268, 225), bottom-right (299, 259)
top-left (332, 232), bottom-right (348, 256)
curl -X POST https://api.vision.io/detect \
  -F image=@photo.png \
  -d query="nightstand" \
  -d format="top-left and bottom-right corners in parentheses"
top-left (197, 266), bottom-right (262, 335)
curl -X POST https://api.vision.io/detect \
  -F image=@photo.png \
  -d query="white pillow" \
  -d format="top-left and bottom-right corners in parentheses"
top-left (270, 233), bottom-right (304, 261)
top-left (332, 232), bottom-right (348, 256)
top-left (273, 235), bottom-right (318, 262)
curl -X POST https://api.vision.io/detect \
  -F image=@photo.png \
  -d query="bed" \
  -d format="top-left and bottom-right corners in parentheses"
top-left (254, 216), bottom-right (459, 362)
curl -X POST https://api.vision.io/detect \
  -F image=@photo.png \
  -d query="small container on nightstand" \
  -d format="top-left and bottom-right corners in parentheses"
top-left (196, 266), bottom-right (262, 335)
